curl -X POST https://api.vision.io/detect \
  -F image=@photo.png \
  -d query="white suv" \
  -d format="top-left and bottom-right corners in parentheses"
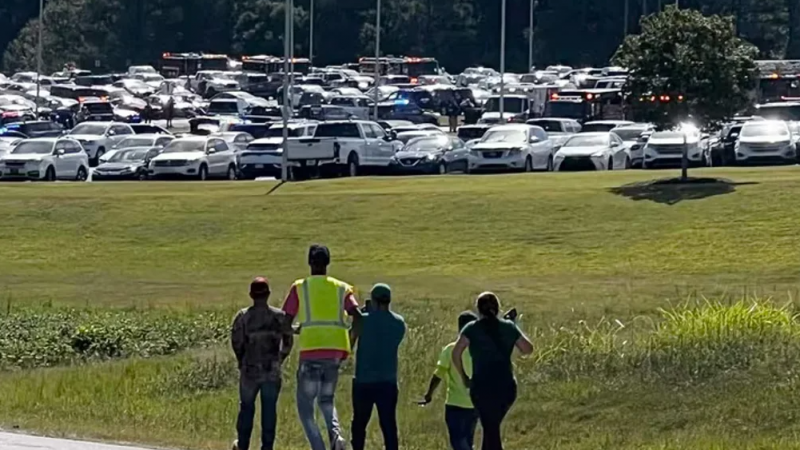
top-left (67, 122), bottom-right (135, 165)
top-left (0, 138), bottom-right (89, 181)
top-left (469, 124), bottom-right (555, 172)
top-left (149, 136), bottom-right (238, 180)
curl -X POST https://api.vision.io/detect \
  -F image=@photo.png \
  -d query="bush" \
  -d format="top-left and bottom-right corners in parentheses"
top-left (0, 307), bottom-right (229, 370)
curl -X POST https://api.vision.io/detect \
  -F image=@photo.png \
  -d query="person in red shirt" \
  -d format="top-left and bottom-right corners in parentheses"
top-left (283, 245), bottom-right (362, 450)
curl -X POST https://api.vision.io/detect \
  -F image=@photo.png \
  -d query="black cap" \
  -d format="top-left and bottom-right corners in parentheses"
top-left (250, 277), bottom-right (270, 295)
top-left (308, 244), bottom-right (331, 266)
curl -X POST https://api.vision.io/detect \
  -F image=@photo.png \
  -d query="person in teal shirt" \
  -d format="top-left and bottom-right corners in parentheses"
top-left (453, 292), bottom-right (533, 450)
top-left (351, 283), bottom-right (406, 450)
top-left (419, 311), bottom-right (479, 450)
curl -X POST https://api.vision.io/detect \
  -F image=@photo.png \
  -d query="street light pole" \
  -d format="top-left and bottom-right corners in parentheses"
top-left (290, 0), bottom-right (295, 79)
top-left (309, 0), bottom-right (314, 65)
top-left (373, 0), bottom-right (381, 121)
top-left (624, 0), bottom-right (629, 37)
top-left (35, 0), bottom-right (43, 117)
top-left (528, 0), bottom-right (534, 72)
top-left (499, 0), bottom-right (506, 121)
top-left (281, 0), bottom-right (291, 182)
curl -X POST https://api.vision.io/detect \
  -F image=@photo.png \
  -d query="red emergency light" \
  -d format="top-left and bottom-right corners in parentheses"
top-left (585, 93), bottom-right (594, 100)
top-left (551, 93), bottom-right (559, 100)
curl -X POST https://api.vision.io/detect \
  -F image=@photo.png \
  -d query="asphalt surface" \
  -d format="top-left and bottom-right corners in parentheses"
top-left (0, 432), bottom-right (157, 450)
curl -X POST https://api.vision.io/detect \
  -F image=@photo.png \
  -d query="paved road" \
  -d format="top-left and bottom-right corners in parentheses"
top-left (0, 432), bottom-right (156, 450)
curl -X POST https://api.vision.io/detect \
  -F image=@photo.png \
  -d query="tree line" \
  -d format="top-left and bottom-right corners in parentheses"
top-left (1, 0), bottom-right (798, 74)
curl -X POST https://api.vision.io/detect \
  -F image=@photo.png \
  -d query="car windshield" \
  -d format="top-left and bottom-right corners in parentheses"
top-left (85, 103), bottom-right (113, 113)
top-left (397, 132), bottom-right (431, 144)
top-left (110, 149), bottom-right (149, 161)
top-left (741, 123), bottom-right (790, 137)
top-left (613, 128), bottom-right (646, 141)
top-left (582, 123), bottom-right (619, 132)
top-left (264, 127), bottom-right (305, 138)
top-left (480, 129), bottom-right (526, 144)
top-left (12, 141), bottom-right (52, 154)
top-left (652, 132), bottom-right (684, 140)
top-left (162, 140), bottom-right (205, 153)
top-left (116, 137), bottom-right (154, 148)
top-left (406, 136), bottom-right (448, 152)
top-left (529, 120), bottom-right (566, 132)
top-left (70, 123), bottom-right (107, 135)
top-left (564, 135), bottom-right (608, 147)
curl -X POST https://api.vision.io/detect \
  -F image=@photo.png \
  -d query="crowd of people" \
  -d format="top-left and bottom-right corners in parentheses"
top-left (230, 244), bottom-right (533, 450)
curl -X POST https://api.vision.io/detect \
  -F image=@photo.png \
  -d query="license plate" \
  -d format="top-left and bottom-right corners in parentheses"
top-left (255, 164), bottom-right (264, 169)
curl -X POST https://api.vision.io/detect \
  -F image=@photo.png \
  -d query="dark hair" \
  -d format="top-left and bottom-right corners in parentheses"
top-left (308, 244), bottom-right (331, 266)
top-left (458, 311), bottom-right (478, 331)
top-left (476, 292), bottom-right (500, 319)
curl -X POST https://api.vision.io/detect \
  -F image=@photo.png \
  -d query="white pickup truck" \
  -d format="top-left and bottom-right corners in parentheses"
top-left (286, 120), bottom-right (402, 178)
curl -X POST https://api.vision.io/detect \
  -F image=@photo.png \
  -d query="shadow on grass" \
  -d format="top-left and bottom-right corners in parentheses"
top-left (609, 177), bottom-right (759, 205)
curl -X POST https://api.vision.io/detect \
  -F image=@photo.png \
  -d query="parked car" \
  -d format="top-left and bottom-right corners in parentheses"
top-left (468, 124), bottom-right (554, 172)
top-left (237, 122), bottom-right (318, 180)
top-left (643, 128), bottom-right (703, 169)
top-left (526, 118), bottom-right (582, 150)
top-left (580, 120), bottom-right (634, 133)
top-left (611, 123), bottom-right (655, 168)
top-left (93, 147), bottom-right (162, 181)
top-left (209, 131), bottom-right (255, 152)
top-left (67, 121), bottom-right (135, 165)
top-left (0, 137), bottom-right (89, 181)
top-left (554, 132), bottom-right (630, 171)
top-left (99, 134), bottom-right (175, 164)
top-left (0, 120), bottom-right (65, 138)
top-left (148, 136), bottom-right (238, 180)
top-left (390, 133), bottom-right (469, 174)
top-left (734, 120), bottom-right (796, 165)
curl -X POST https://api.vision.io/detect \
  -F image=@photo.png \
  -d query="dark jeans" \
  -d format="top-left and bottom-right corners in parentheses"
top-left (237, 377), bottom-right (281, 450)
top-left (351, 381), bottom-right (399, 450)
top-left (445, 405), bottom-right (479, 450)
top-left (470, 381), bottom-right (517, 450)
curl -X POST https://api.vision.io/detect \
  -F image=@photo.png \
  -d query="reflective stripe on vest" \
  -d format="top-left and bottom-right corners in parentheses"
top-left (301, 279), bottom-right (347, 328)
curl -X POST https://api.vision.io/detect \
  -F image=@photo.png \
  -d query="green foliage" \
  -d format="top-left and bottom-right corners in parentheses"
top-left (613, 6), bottom-right (758, 128)
top-left (2, 0), bottom-right (799, 74)
top-left (0, 307), bottom-right (228, 370)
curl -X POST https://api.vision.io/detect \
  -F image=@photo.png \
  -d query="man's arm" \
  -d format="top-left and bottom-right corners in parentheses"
top-left (452, 334), bottom-right (470, 388)
top-left (418, 375), bottom-right (442, 405)
top-left (344, 291), bottom-right (363, 348)
top-left (279, 312), bottom-right (294, 363)
top-left (231, 310), bottom-right (246, 368)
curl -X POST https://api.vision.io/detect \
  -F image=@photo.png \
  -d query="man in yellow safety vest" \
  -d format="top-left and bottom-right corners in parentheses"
top-left (282, 245), bottom-right (363, 450)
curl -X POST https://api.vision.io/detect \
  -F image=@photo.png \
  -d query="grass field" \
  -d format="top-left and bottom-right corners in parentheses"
top-left (4, 168), bottom-right (800, 449)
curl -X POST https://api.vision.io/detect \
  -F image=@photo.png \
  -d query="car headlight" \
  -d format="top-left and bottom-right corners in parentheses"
top-left (591, 151), bottom-right (607, 158)
top-left (424, 154), bottom-right (437, 161)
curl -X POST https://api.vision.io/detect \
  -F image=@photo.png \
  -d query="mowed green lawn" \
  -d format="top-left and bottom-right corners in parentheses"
top-left (3, 168), bottom-right (800, 449)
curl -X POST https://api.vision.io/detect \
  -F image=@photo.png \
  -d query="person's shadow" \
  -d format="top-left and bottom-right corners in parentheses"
top-left (608, 177), bottom-right (758, 205)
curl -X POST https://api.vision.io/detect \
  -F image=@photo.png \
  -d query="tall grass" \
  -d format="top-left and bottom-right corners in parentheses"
top-left (530, 299), bottom-right (800, 384)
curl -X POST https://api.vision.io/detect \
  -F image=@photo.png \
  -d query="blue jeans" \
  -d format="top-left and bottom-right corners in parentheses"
top-left (237, 377), bottom-right (281, 450)
top-left (296, 359), bottom-right (343, 450)
top-left (445, 405), bottom-right (479, 450)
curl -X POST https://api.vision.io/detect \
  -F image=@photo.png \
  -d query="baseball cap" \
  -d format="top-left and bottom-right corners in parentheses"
top-left (370, 283), bottom-right (392, 304)
top-left (250, 277), bottom-right (270, 295)
top-left (308, 244), bottom-right (331, 266)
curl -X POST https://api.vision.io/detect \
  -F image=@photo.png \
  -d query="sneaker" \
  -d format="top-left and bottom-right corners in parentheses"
top-left (333, 435), bottom-right (347, 450)
top-left (231, 440), bottom-right (240, 450)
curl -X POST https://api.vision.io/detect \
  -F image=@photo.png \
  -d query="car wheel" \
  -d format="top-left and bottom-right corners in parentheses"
top-left (438, 161), bottom-right (448, 175)
top-left (44, 166), bottom-right (56, 182)
top-left (624, 156), bottom-right (632, 170)
top-left (198, 164), bottom-right (208, 181)
top-left (546, 155), bottom-right (554, 172)
top-left (137, 170), bottom-right (149, 181)
top-left (607, 157), bottom-right (614, 171)
top-left (75, 166), bottom-right (88, 182)
top-left (226, 165), bottom-right (237, 180)
top-left (524, 156), bottom-right (533, 172)
top-left (347, 153), bottom-right (360, 177)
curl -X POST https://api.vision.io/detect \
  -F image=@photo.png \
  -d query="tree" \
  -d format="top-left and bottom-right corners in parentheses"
top-left (613, 6), bottom-right (757, 180)
top-left (613, 6), bottom-right (757, 129)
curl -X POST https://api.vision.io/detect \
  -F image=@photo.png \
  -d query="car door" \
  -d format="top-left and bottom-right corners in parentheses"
top-left (214, 139), bottom-right (233, 175)
top-left (205, 139), bottom-right (224, 175)
top-left (358, 123), bottom-right (378, 165)
top-left (65, 140), bottom-right (85, 175)
top-left (369, 124), bottom-right (395, 165)
top-left (448, 137), bottom-right (470, 171)
top-left (610, 134), bottom-right (626, 168)
top-left (52, 140), bottom-right (72, 178)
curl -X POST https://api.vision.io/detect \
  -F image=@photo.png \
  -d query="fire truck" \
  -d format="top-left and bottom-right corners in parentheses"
top-left (159, 53), bottom-right (230, 77)
top-left (358, 56), bottom-right (440, 82)
top-left (241, 55), bottom-right (311, 75)
top-left (753, 60), bottom-right (800, 103)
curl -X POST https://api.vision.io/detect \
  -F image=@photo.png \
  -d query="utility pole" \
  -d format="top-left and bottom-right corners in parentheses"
top-left (309, 0), bottom-right (314, 65)
top-left (281, 0), bottom-right (291, 182)
top-left (373, 0), bottom-right (381, 121)
top-left (528, 0), bottom-right (534, 72)
top-left (624, 0), bottom-right (629, 37)
top-left (35, 0), bottom-right (43, 117)
top-left (290, 0), bottom-right (295, 81)
top-left (499, 0), bottom-right (506, 120)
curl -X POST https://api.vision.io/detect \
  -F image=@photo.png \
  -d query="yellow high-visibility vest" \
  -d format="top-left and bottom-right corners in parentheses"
top-left (294, 276), bottom-right (352, 353)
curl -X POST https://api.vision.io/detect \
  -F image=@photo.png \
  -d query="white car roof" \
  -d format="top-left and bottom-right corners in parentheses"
top-left (487, 124), bottom-right (532, 131)
top-left (21, 137), bottom-right (60, 143)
